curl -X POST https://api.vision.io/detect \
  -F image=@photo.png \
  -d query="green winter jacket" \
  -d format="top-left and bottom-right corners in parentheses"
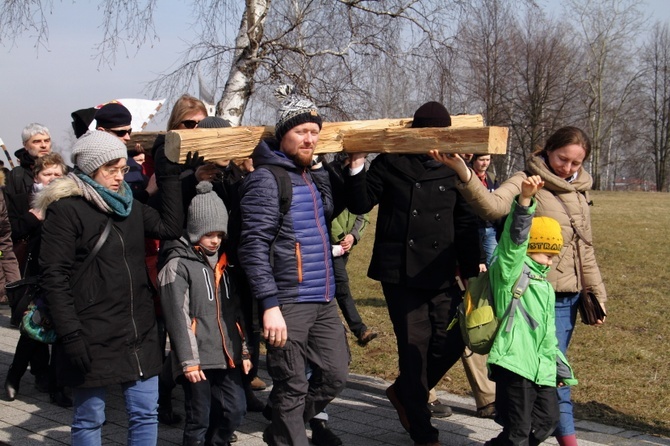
top-left (330, 208), bottom-right (369, 246)
top-left (488, 198), bottom-right (577, 387)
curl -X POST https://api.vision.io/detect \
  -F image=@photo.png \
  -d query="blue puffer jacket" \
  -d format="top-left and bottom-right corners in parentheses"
top-left (238, 139), bottom-right (335, 310)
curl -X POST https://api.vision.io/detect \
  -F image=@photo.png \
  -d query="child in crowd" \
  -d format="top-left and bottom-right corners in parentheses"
top-left (158, 181), bottom-right (251, 445)
top-left (486, 175), bottom-right (577, 446)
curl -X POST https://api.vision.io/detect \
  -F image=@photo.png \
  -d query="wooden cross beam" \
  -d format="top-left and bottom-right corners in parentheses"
top-left (148, 114), bottom-right (507, 163)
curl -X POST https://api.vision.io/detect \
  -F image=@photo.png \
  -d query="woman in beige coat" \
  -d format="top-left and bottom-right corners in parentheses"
top-left (431, 126), bottom-right (606, 446)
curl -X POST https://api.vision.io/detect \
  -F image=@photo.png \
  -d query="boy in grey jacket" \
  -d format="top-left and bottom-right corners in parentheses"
top-left (159, 181), bottom-right (251, 445)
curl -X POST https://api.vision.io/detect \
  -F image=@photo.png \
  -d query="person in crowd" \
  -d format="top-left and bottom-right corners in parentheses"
top-left (4, 153), bottom-right (69, 406)
top-left (326, 154), bottom-right (377, 346)
top-left (0, 168), bottom-right (20, 305)
top-left (238, 86), bottom-right (349, 446)
top-left (158, 181), bottom-right (251, 445)
top-left (430, 125), bottom-right (607, 446)
top-left (192, 116), bottom-right (268, 414)
top-left (149, 94), bottom-right (208, 425)
top-left (485, 174), bottom-right (577, 445)
top-left (344, 101), bottom-right (481, 446)
top-left (36, 130), bottom-right (183, 445)
top-left (5, 123), bottom-right (53, 214)
top-left (470, 154), bottom-right (500, 265)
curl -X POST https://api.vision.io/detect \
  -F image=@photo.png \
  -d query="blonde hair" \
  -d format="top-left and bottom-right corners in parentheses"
top-left (166, 94), bottom-right (208, 131)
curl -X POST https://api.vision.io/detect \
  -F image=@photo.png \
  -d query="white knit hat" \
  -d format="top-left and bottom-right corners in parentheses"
top-left (187, 181), bottom-right (229, 243)
top-left (70, 130), bottom-right (128, 175)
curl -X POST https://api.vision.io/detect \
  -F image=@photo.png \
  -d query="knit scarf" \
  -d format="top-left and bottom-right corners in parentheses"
top-left (70, 172), bottom-right (133, 217)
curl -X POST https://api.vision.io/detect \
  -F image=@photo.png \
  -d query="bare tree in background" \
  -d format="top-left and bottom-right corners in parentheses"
top-left (568, 0), bottom-right (645, 190)
top-left (639, 22), bottom-right (670, 192)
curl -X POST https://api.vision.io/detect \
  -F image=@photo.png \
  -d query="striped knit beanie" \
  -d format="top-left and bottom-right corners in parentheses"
top-left (274, 85), bottom-right (322, 141)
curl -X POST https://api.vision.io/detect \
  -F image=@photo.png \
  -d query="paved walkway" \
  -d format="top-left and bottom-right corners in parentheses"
top-left (0, 306), bottom-right (667, 445)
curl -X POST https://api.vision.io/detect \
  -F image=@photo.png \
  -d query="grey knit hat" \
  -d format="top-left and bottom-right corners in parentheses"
top-left (198, 116), bottom-right (232, 129)
top-left (70, 130), bottom-right (128, 175)
top-left (187, 181), bottom-right (229, 243)
top-left (274, 85), bottom-right (322, 141)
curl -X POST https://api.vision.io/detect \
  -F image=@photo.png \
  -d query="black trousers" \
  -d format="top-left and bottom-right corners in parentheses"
top-left (332, 254), bottom-right (367, 338)
top-left (489, 365), bottom-right (559, 446)
top-left (382, 283), bottom-right (464, 444)
top-left (8, 333), bottom-right (50, 383)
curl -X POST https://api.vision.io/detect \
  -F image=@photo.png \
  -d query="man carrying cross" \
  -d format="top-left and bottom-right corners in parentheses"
top-left (237, 87), bottom-right (349, 446)
top-left (345, 101), bottom-right (481, 446)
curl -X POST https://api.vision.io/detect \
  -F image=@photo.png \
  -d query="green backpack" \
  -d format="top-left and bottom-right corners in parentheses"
top-left (451, 264), bottom-right (536, 355)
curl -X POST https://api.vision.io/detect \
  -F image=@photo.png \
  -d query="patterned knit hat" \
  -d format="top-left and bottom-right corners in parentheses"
top-left (95, 103), bottom-right (132, 129)
top-left (70, 130), bottom-right (128, 175)
top-left (187, 181), bottom-right (229, 243)
top-left (528, 217), bottom-right (563, 255)
top-left (274, 85), bottom-right (322, 141)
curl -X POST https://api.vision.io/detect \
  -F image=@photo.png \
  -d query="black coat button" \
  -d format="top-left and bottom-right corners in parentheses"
top-left (408, 239), bottom-right (415, 247)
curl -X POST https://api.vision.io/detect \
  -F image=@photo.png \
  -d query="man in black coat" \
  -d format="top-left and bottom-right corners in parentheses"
top-left (345, 102), bottom-right (481, 446)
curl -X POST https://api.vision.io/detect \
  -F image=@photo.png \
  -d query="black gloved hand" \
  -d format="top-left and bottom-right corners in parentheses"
top-left (184, 151), bottom-right (205, 172)
top-left (62, 331), bottom-right (91, 374)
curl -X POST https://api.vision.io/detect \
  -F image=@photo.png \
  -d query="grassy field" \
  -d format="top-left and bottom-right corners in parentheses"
top-left (343, 191), bottom-right (670, 437)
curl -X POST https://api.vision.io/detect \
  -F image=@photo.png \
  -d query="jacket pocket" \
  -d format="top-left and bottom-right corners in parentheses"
top-left (295, 242), bottom-right (303, 283)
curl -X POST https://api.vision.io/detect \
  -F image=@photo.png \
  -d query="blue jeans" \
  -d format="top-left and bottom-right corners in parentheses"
top-left (71, 376), bottom-right (158, 446)
top-left (554, 292), bottom-right (580, 436)
top-left (479, 226), bottom-right (498, 266)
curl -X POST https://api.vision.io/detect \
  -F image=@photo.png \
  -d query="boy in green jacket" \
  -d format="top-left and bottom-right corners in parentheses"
top-left (486, 175), bottom-right (577, 446)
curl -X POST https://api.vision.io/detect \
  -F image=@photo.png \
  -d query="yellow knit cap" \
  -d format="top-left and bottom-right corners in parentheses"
top-left (528, 217), bottom-right (563, 255)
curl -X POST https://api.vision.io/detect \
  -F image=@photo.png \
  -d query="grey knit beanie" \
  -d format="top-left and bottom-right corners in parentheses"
top-left (274, 85), bottom-right (322, 141)
top-left (187, 181), bottom-right (229, 244)
top-left (70, 130), bottom-right (128, 175)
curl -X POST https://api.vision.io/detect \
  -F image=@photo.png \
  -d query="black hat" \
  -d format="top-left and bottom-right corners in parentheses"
top-left (71, 107), bottom-right (97, 138)
top-left (198, 116), bottom-right (232, 128)
top-left (95, 103), bottom-right (132, 129)
top-left (411, 102), bottom-right (451, 128)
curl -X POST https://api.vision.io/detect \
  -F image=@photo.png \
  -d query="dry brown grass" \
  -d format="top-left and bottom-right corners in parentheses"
top-left (344, 191), bottom-right (670, 437)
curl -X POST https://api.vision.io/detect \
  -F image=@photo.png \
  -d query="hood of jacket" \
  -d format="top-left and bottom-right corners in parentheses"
top-left (251, 138), bottom-right (304, 172)
top-left (31, 176), bottom-right (82, 215)
top-left (14, 148), bottom-right (37, 169)
top-left (162, 236), bottom-right (202, 264)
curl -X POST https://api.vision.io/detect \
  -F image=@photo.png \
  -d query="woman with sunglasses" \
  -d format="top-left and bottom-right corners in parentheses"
top-left (36, 130), bottom-right (184, 445)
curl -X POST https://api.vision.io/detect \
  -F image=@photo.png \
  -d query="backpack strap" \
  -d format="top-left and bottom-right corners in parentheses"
top-left (255, 165), bottom-right (293, 268)
top-left (502, 263), bottom-right (539, 332)
top-left (70, 217), bottom-right (113, 287)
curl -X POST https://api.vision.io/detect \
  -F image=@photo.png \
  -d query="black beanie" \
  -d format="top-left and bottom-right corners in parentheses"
top-left (71, 107), bottom-right (98, 138)
top-left (411, 101), bottom-right (451, 128)
top-left (95, 103), bottom-right (132, 129)
top-left (198, 116), bottom-right (232, 128)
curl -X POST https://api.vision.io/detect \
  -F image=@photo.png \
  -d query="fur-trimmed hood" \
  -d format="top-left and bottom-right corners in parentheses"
top-left (31, 176), bottom-right (82, 215)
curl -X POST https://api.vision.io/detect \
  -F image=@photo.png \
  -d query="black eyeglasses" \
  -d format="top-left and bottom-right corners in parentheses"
top-left (107, 128), bottom-right (132, 137)
top-left (181, 120), bottom-right (201, 129)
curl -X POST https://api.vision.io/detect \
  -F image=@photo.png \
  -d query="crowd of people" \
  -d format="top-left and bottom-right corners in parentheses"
top-left (0, 91), bottom-right (606, 446)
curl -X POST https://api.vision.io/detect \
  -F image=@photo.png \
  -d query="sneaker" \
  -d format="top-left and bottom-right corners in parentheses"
top-left (476, 402), bottom-right (496, 419)
top-left (309, 419), bottom-right (342, 446)
top-left (386, 384), bottom-right (410, 432)
top-left (250, 376), bottom-right (267, 390)
top-left (230, 432), bottom-right (238, 443)
top-left (357, 329), bottom-right (378, 346)
top-left (427, 399), bottom-right (452, 418)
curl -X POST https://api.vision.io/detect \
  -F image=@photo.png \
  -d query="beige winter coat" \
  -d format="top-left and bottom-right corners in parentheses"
top-left (457, 153), bottom-right (607, 303)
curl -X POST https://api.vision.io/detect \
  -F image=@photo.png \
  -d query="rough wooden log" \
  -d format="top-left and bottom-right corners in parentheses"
top-left (125, 131), bottom-right (163, 152)
top-left (163, 114), bottom-right (502, 163)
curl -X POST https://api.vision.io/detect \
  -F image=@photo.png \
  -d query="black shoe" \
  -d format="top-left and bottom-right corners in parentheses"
top-left (427, 399), bottom-right (453, 418)
top-left (230, 432), bottom-right (238, 443)
top-left (476, 402), bottom-right (496, 419)
top-left (246, 390), bottom-right (266, 412)
top-left (4, 378), bottom-right (19, 401)
top-left (157, 408), bottom-right (182, 425)
top-left (262, 404), bottom-right (272, 421)
top-left (50, 391), bottom-right (73, 408)
top-left (309, 419), bottom-right (342, 446)
top-left (262, 424), bottom-right (275, 446)
top-left (34, 374), bottom-right (50, 393)
top-left (357, 329), bottom-right (378, 346)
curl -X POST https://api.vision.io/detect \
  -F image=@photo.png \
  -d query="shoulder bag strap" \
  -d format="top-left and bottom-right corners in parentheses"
top-left (70, 217), bottom-right (113, 287)
top-left (550, 192), bottom-right (589, 291)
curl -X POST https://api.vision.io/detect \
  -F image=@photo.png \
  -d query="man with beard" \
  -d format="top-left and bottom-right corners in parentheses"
top-left (238, 86), bottom-right (348, 446)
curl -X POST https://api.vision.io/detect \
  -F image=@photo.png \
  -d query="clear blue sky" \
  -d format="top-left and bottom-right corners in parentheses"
top-left (0, 0), bottom-right (668, 161)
